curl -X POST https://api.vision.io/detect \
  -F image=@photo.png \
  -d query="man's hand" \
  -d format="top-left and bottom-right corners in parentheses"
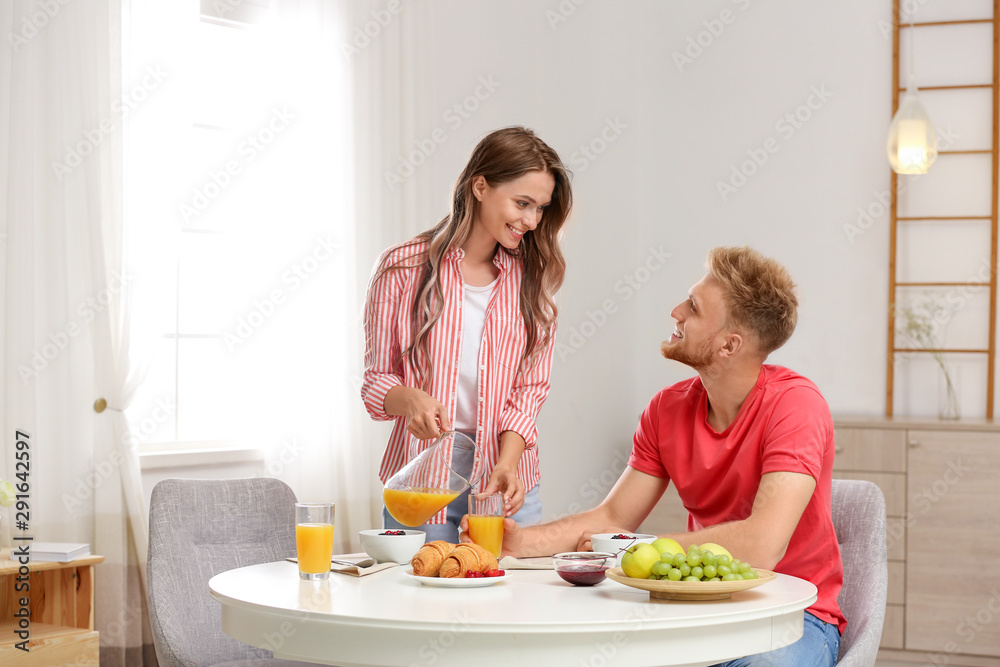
top-left (482, 466), bottom-right (524, 516)
top-left (577, 528), bottom-right (633, 552)
top-left (383, 386), bottom-right (451, 439)
top-left (663, 471), bottom-right (816, 570)
top-left (459, 514), bottom-right (522, 558)
top-left (489, 467), bottom-right (669, 558)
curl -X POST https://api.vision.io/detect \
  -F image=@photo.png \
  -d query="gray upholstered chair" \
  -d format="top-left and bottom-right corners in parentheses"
top-left (832, 479), bottom-right (888, 666)
top-left (147, 477), bottom-right (325, 667)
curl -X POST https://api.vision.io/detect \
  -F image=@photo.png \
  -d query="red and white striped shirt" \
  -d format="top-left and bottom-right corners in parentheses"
top-left (362, 238), bottom-right (556, 523)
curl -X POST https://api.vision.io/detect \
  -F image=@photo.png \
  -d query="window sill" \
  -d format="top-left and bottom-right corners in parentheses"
top-left (138, 443), bottom-right (264, 470)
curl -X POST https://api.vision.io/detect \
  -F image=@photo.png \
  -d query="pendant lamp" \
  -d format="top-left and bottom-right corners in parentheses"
top-left (887, 24), bottom-right (937, 174)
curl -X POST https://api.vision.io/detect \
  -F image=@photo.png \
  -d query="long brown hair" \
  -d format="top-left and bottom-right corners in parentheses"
top-left (382, 126), bottom-right (572, 387)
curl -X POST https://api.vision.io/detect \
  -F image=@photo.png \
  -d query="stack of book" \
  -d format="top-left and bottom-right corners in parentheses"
top-left (8, 542), bottom-right (91, 562)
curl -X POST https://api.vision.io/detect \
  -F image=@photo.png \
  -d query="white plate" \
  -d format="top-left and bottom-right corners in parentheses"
top-left (404, 569), bottom-right (509, 588)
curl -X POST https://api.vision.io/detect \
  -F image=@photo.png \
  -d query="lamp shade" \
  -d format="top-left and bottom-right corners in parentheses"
top-left (887, 85), bottom-right (938, 174)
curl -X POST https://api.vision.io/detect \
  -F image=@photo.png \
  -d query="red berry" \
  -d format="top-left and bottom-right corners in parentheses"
top-left (486, 569), bottom-right (505, 577)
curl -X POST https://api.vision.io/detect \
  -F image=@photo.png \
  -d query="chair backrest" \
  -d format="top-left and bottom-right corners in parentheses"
top-left (147, 477), bottom-right (298, 667)
top-left (831, 479), bottom-right (888, 667)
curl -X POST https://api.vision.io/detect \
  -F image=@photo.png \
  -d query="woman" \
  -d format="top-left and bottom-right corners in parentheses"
top-left (361, 126), bottom-right (573, 542)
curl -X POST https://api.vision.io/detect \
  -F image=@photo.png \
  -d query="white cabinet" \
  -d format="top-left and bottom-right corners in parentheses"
top-left (904, 429), bottom-right (1000, 658)
top-left (835, 418), bottom-right (1000, 666)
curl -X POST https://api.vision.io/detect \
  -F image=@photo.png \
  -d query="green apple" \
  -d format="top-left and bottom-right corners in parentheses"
top-left (621, 543), bottom-right (660, 579)
top-left (650, 537), bottom-right (683, 557)
top-left (699, 542), bottom-right (732, 560)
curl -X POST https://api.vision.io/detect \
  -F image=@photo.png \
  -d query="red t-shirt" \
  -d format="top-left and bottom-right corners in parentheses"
top-left (629, 364), bottom-right (846, 633)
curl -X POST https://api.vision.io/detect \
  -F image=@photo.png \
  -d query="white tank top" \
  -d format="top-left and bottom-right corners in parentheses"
top-left (454, 279), bottom-right (496, 431)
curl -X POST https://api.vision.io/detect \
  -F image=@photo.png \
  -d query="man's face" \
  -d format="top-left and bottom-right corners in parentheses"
top-left (660, 275), bottom-right (729, 370)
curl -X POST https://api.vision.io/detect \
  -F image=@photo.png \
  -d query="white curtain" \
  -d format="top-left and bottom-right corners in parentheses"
top-left (121, 0), bottom-right (381, 555)
top-left (0, 0), bottom-right (436, 662)
top-left (346, 1), bottom-right (440, 534)
top-left (0, 0), bottom-right (155, 664)
top-left (258, 0), bottom-right (378, 554)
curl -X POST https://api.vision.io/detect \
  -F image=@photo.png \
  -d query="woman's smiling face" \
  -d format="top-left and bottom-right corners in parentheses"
top-left (471, 170), bottom-right (555, 251)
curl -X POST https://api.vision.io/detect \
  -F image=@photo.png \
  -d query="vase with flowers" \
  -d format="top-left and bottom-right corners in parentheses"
top-left (895, 293), bottom-right (960, 420)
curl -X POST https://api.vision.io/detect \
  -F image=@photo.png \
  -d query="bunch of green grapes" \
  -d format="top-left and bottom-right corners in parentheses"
top-left (650, 545), bottom-right (759, 582)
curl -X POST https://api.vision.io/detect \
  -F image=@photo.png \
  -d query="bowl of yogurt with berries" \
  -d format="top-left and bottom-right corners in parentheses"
top-left (359, 529), bottom-right (426, 564)
top-left (590, 533), bottom-right (657, 567)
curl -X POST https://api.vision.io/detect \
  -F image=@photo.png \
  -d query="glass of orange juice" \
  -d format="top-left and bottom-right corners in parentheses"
top-left (468, 492), bottom-right (504, 558)
top-left (295, 503), bottom-right (334, 580)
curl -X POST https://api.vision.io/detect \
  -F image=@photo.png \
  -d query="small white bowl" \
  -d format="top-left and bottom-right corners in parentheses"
top-left (590, 533), bottom-right (657, 566)
top-left (359, 529), bottom-right (426, 564)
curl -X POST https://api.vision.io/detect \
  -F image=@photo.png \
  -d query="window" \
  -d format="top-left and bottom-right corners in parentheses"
top-left (123, 1), bottom-right (350, 454)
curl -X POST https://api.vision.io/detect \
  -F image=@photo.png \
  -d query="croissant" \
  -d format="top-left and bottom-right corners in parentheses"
top-left (410, 540), bottom-right (455, 576)
top-left (438, 542), bottom-right (498, 578)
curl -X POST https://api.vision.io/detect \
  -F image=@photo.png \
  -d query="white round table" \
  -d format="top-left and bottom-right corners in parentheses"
top-left (209, 561), bottom-right (817, 667)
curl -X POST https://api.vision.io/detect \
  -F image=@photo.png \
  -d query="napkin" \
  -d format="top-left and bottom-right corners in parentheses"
top-left (284, 558), bottom-right (399, 577)
top-left (498, 556), bottom-right (553, 570)
top-left (330, 561), bottom-right (398, 577)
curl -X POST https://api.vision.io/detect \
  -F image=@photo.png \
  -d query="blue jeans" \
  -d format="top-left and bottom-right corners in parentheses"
top-left (712, 612), bottom-right (840, 667)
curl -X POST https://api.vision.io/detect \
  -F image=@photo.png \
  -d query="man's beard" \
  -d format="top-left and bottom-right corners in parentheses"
top-left (660, 337), bottom-right (715, 371)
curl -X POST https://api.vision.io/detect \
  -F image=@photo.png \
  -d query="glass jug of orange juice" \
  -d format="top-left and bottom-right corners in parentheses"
top-left (382, 431), bottom-right (483, 527)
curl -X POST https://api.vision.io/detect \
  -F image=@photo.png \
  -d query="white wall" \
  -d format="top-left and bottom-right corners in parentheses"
top-left (356, 0), bottom-right (989, 521)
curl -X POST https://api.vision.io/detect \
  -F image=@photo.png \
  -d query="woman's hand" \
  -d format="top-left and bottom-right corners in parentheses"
top-left (383, 386), bottom-right (451, 439)
top-left (483, 466), bottom-right (524, 517)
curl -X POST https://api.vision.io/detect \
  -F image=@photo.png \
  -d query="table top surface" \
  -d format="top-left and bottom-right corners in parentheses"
top-left (209, 559), bottom-right (818, 633)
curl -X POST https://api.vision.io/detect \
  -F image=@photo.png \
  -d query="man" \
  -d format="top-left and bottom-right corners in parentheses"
top-left (468, 246), bottom-right (845, 666)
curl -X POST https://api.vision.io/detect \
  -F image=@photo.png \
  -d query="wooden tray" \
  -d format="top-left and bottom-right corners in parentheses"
top-left (605, 567), bottom-right (776, 601)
